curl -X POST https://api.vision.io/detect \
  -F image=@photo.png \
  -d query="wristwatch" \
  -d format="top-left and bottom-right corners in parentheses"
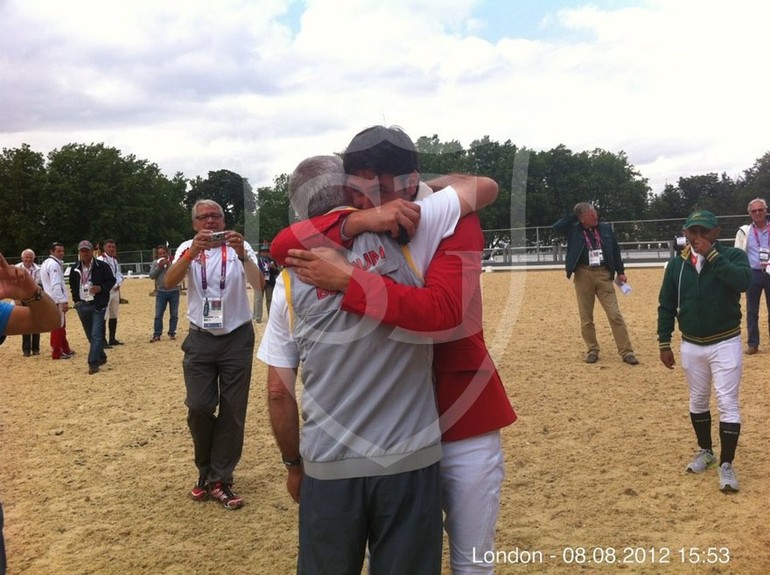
top-left (20, 287), bottom-right (44, 305)
top-left (282, 455), bottom-right (302, 468)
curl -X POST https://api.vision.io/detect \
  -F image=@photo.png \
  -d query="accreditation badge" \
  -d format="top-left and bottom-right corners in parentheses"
top-left (588, 249), bottom-right (604, 266)
top-left (80, 282), bottom-right (94, 302)
top-left (202, 297), bottom-right (224, 329)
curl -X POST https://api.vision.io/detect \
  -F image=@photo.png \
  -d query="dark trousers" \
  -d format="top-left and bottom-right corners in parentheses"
top-left (21, 333), bottom-right (40, 354)
top-left (75, 303), bottom-right (107, 367)
top-left (746, 269), bottom-right (770, 347)
top-left (181, 321), bottom-right (255, 485)
top-left (298, 463), bottom-right (443, 575)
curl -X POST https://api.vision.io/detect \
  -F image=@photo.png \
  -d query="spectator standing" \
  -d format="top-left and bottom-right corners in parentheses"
top-left (552, 202), bottom-right (639, 365)
top-left (15, 248), bottom-right (42, 356)
top-left (69, 240), bottom-right (116, 375)
top-left (39, 242), bottom-right (75, 360)
top-left (733, 198), bottom-right (770, 355)
top-left (148, 245), bottom-right (180, 342)
top-left (164, 199), bottom-right (263, 510)
top-left (99, 239), bottom-right (124, 346)
top-left (658, 210), bottom-right (750, 492)
top-left (253, 244), bottom-right (278, 323)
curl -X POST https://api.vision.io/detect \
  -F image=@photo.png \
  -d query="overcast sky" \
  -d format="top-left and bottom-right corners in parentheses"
top-left (2, 0), bottom-right (769, 194)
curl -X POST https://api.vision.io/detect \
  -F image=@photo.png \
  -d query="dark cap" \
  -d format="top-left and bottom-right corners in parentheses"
top-left (259, 244), bottom-right (269, 251)
top-left (683, 210), bottom-right (718, 230)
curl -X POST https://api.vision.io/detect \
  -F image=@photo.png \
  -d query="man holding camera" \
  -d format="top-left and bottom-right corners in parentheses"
top-left (165, 199), bottom-right (264, 510)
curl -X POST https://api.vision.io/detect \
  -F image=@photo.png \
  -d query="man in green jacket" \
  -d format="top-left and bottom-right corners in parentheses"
top-left (658, 210), bottom-right (751, 492)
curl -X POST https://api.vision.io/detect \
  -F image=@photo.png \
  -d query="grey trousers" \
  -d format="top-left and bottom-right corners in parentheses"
top-left (181, 321), bottom-right (255, 484)
top-left (298, 463), bottom-right (442, 575)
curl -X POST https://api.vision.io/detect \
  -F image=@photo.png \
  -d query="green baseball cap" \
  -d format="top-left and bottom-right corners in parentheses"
top-left (684, 210), bottom-right (718, 230)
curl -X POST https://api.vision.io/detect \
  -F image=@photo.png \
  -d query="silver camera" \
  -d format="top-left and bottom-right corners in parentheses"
top-left (209, 231), bottom-right (226, 242)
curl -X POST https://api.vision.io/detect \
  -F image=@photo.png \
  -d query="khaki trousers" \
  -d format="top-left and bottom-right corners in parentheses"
top-left (573, 265), bottom-right (633, 357)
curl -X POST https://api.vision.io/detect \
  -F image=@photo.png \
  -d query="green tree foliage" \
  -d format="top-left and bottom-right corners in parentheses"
top-left (45, 143), bottom-right (189, 252)
top-left (253, 173), bottom-right (291, 246)
top-left (648, 182), bottom-right (689, 220)
top-left (185, 169), bottom-right (256, 234)
top-left (740, 152), bottom-right (770, 210)
top-left (468, 137), bottom-right (518, 233)
top-left (3, 138), bottom-right (770, 259)
top-left (648, 172), bottom-right (740, 222)
top-left (417, 135), bottom-right (520, 233)
top-left (416, 135), bottom-right (468, 177)
top-left (0, 144), bottom-right (49, 255)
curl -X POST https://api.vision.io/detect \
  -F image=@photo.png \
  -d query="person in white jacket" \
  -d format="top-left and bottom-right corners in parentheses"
top-left (734, 197), bottom-right (770, 354)
top-left (99, 239), bottom-right (124, 346)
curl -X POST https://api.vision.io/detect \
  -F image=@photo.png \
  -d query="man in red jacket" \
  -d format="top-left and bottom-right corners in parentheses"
top-left (271, 127), bottom-right (516, 574)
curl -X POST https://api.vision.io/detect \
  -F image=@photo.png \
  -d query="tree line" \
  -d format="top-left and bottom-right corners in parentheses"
top-left (2, 139), bottom-right (769, 258)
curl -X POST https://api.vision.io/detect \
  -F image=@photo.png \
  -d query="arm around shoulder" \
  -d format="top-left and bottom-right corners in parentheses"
top-left (424, 174), bottom-right (498, 217)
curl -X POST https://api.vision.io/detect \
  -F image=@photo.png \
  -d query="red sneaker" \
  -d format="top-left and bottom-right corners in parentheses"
top-left (209, 482), bottom-right (244, 510)
top-left (190, 477), bottom-right (209, 501)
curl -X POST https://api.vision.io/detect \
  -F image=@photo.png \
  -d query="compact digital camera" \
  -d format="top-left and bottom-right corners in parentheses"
top-left (209, 231), bottom-right (226, 243)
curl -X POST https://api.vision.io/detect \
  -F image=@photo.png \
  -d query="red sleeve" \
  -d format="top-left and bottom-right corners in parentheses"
top-left (270, 209), bottom-right (356, 266)
top-left (340, 214), bottom-right (483, 334)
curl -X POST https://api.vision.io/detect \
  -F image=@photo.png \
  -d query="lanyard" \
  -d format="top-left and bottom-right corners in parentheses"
top-left (200, 244), bottom-right (228, 291)
top-left (582, 227), bottom-right (602, 250)
top-left (80, 263), bottom-right (92, 286)
top-left (752, 223), bottom-right (767, 248)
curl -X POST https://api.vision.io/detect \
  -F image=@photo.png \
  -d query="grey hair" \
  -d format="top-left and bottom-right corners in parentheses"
top-left (288, 155), bottom-right (347, 219)
top-left (573, 202), bottom-right (596, 218)
top-left (747, 197), bottom-right (767, 212)
top-left (191, 199), bottom-right (224, 223)
top-left (21, 248), bottom-right (36, 258)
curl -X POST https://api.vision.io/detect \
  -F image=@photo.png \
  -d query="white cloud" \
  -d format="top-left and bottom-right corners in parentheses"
top-left (2, 0), bottom-right (770, 195)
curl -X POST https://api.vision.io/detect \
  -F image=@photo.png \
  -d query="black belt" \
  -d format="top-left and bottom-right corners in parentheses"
top-left (189, 321), bottom-right (250, 337)
top-left (189, 323), bottom-right (215, 335)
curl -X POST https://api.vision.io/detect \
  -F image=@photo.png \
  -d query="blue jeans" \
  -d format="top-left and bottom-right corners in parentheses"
top-left (75, 302), bottom-right (107, 366)
top-left (154, 290), bottom-right (180, 337)
top-left (746, 269), bottom-right (770, 347)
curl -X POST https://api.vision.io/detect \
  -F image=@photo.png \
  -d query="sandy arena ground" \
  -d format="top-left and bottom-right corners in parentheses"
top-left (2, 268), bottom-right (769, 574)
